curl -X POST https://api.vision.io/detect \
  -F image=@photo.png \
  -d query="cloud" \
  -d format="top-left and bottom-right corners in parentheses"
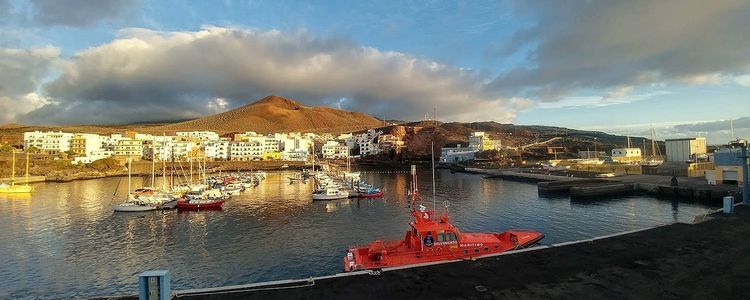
top-left (489, 0), bottom-right (750, 100)
top-left (24, 26), bottom-right (526, 124)
top-left (736, 75), bottom-right (750, 87)
top-left (592, 117), bottom-right (750, 145)
top-left (537, 90), bottom-right (669, 109)
top-left (0, 46), bottom-right (58, 123)
top-left (29, 0), bottom-right (139, 27)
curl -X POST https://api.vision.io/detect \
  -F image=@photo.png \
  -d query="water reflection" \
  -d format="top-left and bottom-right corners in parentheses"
top-left (0, 169), bottom-right (716, 299)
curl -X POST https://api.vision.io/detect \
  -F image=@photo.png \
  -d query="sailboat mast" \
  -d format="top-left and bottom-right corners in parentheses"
top-left (431, 141), bottom-right (436, 213)
top-left (127, 157), bottom-right (132, 196)
top-left (651, 127), bottom-right (656, 158)
top-left (189, 156), bottom-right (193, 185)
top-left (151, 137), bottom-right (156, 187)
top-left (11, 151), bottom-right (15, 186)
top-left (25, 152), bottom-right (29, 185)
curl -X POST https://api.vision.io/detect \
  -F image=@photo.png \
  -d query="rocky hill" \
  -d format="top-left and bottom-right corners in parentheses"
top-left (157, 95), bottom-right (384, 134)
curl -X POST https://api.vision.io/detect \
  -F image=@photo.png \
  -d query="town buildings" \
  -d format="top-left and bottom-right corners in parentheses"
top-left (611, 148), bottom-right (642, 163)
top-left (23, 131), bottom-right (74, 155)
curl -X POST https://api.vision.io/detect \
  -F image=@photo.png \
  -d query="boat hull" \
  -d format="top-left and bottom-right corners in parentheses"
top-left (344, 230), bottom-right (544, 272)
top-left (0, 186), bottom-right (33, 193)
top-left (359, 192), bottom-right (384, 198)
top-left (177, 200), bottom-right (225, 210)
top-left (312, 194), bottom-right (349, 201)
top-left (113, 203), bottom-right (158, 212)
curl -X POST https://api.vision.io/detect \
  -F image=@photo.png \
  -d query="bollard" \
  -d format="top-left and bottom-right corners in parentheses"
top-left (139, 270), bottom-right (171, 300)
top-left (723, 196), bottom-right (735, 214)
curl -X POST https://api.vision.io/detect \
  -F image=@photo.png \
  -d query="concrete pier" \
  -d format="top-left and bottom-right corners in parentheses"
top-left (108, 206), bottom-right (750, 300)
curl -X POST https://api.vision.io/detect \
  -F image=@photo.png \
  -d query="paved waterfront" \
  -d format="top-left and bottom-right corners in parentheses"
top-left (178, 206), bottom-right (750, 300)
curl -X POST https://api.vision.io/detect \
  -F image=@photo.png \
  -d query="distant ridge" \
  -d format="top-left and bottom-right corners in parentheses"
top-left (157, 95), bottom-right (384, 134)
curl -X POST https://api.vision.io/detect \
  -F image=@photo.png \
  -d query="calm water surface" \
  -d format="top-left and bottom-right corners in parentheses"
top-left (0, 168), bottom-right (715, 299)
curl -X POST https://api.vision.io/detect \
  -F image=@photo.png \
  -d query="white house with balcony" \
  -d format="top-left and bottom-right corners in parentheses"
top-left (23, 131), bottom-right (74, 155)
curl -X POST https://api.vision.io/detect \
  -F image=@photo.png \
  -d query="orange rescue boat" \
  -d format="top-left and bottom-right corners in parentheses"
top-left (343, 166), bottom-right (543, 272)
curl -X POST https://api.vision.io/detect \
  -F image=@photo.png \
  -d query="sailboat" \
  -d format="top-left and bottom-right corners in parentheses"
top-left (114, 157), bottom-right (159, 212)
top-left (641, 126), bottom-right (664, 167)
top-left (0, 151), bottom-right (33, 193)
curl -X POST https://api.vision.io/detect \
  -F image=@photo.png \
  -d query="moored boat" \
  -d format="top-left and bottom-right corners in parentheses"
top-left (312, 188), bottom-right (349, 200)
top-left (176, 198), bottom-right (225, 210)
top-left (343, 166), bottom-right (544, 272)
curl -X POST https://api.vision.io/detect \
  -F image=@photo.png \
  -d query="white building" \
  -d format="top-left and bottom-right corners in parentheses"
top-left (230, 141), bottom-right (264, 161)
top-left (70, 133), bottom-right (104, 157)
top-left (440, 146), bottom-right (478, 163)
top-left (322, 141), bottom-right (349, 159)
top-left (177, 131), bottom-right (220, 141)
top-left (151, 140), bottom-right (196, 161)
top-left (203, 141), bottom-right (230, 161)
top-left (23, 131), bottom-right (75, 155)
top-left (356, 129), bottom-right (382, 156)
top-left (665, 137), bottom-right (707, 162)
top-left (468, 132), bottom-right (501, 151)
top-left (277, 132), bottom-right (312, 161)
top-left (72, 149), bottom-right (114, 164)
top-left (611, 148), bottom-right (642, 163)
top-left (114, 139), bottom-right (144, 160)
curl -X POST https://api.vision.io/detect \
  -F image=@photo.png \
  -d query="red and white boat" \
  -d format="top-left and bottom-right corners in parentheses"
top-left (343, 166), bottom-right (544, 272)
top-left (176, 198), bottom-right (225, 210)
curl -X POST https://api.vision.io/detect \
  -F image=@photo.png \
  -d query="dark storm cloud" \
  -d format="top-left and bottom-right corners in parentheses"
top-left (489, 0), bottom-right (750, 99)
top-left (0, 46), bottom-right (59, 122)
top-left (30, 0), bottom-right (139, 27)
top-left (24, 27), bottom-right (529, 125)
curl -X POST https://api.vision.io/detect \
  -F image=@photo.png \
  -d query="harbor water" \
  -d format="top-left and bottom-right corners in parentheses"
top-left (0, 168), bottom-right (715, 299)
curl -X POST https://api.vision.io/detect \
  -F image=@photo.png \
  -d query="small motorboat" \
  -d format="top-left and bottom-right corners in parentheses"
top-left (343, 166), bottom-right (544, 272)
top-left (312, 188), bottom-right (349, 201)
top-left (113, 201), bottom-right (158, 212)
top-left (359, 189), bottom-right (384, 198)
top-left (177, 196), bottom-right (225, 210)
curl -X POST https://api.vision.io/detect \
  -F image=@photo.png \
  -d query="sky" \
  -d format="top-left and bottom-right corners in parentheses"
top-left (1, 0), bottom-right (749, 144)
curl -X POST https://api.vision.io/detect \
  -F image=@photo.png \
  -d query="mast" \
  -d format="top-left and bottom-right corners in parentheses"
top-left (127, 156), bottom-right (132, 196)
top-left (627, 133), bottom-right (631, 148)
top-left (25, 151), bottom-right (29, 186)
top-left (10, 151), bottom-right (15, 186)
top-left (151, 137), bottom-right (156, 188)
top-left (189, 156), bottom-right (193, 185)
top-left (431, 141), bottom-right (436, 213)
top-left (162, 133), bottom-right (167, 191)
top-left (650, 126), bottom-right (657, 158)
top-left (731, 119), bottom-right (735, 140)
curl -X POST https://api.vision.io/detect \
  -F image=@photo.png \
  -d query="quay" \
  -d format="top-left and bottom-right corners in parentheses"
top-left (464, 168), bottom-right (741, 203)
top-left (0, 175), bottom-right (45, 184)
top-left (105, 205), bottom-right (750, 300)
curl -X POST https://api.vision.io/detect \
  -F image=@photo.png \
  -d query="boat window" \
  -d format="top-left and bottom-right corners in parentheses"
top-left (474, 249), bottom-right (480, 253)
top-left (446, 233), bottom-right (457, 241)
top-left (437, 233), bottom-right (445, 242)
top-left (484, 247), bottom-right (489, 251)
top-left (464, 250), bottom-right (468, 254)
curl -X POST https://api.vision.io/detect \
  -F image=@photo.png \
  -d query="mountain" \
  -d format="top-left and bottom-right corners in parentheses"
top-left (157, 95), bottom-right (384, 134)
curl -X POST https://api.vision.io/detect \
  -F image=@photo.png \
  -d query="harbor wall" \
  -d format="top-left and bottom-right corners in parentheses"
top-left (104, 206), bottom-right (750, 300)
